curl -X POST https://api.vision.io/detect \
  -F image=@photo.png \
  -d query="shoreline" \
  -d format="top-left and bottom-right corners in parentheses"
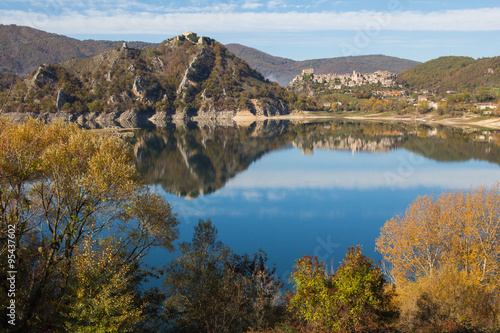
top-left (3, 110), bottom-right (500, 130)
top-left (234, 111), bottom-right (500, 130)
top-left (341, 113), bottom-right (500, 130)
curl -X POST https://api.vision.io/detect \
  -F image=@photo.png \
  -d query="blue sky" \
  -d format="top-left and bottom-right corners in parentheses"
top-left (1, 0), bottom-right (499, 62)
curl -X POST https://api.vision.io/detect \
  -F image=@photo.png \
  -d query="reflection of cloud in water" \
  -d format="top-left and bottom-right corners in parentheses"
top-left (256, 207), bottom-right (282, 218)
top-left (225, 168), bottom-right (500, 190)
top-left (256, 208), bottom-right (346, 221)
top-left (173, 201), bottom-right (245, 224)
top-left (266, 191), bottom-right (287, 201)
top-left (219, 189), bottom-right (289, 201)
top-left (243, 191), bottom-right (261, 201)
top-left (299, 211), bottom-right (319, 220)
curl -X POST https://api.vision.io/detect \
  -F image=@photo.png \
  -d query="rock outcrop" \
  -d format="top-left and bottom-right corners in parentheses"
top-left (2, 32), bottom-right (292, 120)
top-left (56, 89), bottom-right (66, 110)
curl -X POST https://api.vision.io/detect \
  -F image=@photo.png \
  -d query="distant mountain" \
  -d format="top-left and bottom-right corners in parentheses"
top-left (0, 24), bottom-right (158, 75)
top-left (2, 32), bottom-right (291, 123)
top-left (397, 56), bottom-right (500, 92)
top-left (226, 43), bottom-right (420, 86)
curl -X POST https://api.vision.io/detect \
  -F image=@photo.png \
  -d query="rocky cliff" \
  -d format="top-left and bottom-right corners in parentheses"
top-left (1, 32), bottom-right (292, 127)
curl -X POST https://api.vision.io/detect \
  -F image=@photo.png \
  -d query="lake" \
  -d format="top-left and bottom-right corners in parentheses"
top-left (128, 120), bottom-right (500, 283)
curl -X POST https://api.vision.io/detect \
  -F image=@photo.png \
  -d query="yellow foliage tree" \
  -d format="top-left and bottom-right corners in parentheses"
top-left (63, 237), bottom-right (144, 333)
top-left (376, 184), bottom-right (500, 329)
top-left (0, 118), bottom-right (179, 331)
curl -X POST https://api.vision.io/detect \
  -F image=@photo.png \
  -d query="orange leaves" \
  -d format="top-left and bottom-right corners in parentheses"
top-left (376, 184), bottom-right (500, 329)
top-left (36, 126), bottom-right (139, 200)
top-left (396, 265), bottom-right (495, 331)
top-left (377, 195), bottom-right (443, 285)
top-left (377, 184), bottom-right (500, 287)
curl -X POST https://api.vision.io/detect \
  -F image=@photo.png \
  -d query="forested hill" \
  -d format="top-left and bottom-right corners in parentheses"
top-left (397, 56), bottom-right (500, 92)
top-left (226, 43), bottom-right (420, 86)
top-left (0, 24), bottom-right (158, 75)
top-left (2, 32), bottom-right (292, 118)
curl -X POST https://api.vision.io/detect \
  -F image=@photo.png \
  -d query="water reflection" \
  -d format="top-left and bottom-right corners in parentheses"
top-left (134, 120), bottom-right (500, 281)
top-left (128, 120), bottom-right (500, 197)
top-left (130, 121), bottom-right (291, 197)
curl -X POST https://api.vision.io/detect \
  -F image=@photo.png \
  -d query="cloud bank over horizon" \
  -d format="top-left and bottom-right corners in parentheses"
top-left (1, 7), bottom-right (499, 36)
top-left (1, 0), bottom-right (499, 61)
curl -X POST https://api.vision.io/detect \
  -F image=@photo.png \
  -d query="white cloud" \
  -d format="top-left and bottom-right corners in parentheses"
top-left (1, 7), bottom-right (499, 35)
top-left (242, 1), bottom-right (263, 9)
top-left (267, 0), bottom-right (285, 9)
top-left (224, 168), bottom-right (500, 191)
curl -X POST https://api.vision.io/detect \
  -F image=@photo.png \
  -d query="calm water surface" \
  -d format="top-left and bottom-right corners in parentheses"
top-left (130, 120), bottom-right (500, 281)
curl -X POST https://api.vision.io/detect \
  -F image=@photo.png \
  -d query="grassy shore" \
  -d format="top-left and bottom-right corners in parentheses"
top-left (341, 111), bottom-right (500, 129)
top-left (238, 110), bottom-right (500, 129)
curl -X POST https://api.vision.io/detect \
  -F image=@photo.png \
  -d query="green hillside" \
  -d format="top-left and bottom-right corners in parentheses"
top-left (397, 56), bottom-right (500, 92)
top-left (226, 43), bottom-right (420, 85)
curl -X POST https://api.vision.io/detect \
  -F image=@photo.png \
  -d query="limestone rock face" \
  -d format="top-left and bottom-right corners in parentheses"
top-left (249, 99), bottom-right (289, 117)
top-left (30, 65), bottom-right (57, 89)
top-left (148, 111), bottom-right (172, 128)
top-left (176, 49), bottom-right (203, 96)
top-left (56, 89), bottom-right (66, 110)
top-left (132, 76), bottom-right (146, 97)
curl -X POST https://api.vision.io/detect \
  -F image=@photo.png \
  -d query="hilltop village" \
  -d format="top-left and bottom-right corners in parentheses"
top-left (290, 68), bottom-right (397, 89)
top-left (287, 66), bottom-right (499, 116)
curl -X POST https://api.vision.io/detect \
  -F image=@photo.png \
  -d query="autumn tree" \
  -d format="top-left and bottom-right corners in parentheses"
top-left (0, 118), bottom-right (179, 331)
top-left (417, 100), bottom-right (430, 113)
top-left (163, 219), bottom-right (283, 333)
top-left (287, 246), bottom-right (397, 332)
top-left (376, 184), bottom-right (500, 330)
top-left (62, 236), bottom-right (143, 332)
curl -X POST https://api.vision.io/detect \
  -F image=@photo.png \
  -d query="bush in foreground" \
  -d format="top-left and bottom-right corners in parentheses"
top-left (287, 246), bottom-right (397, 332)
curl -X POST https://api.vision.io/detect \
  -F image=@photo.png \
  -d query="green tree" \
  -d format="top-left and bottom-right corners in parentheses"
top-left (62, 236), bottom-right (143, 333)
top-left (163, 219), bottom-right (283, 333)
top-left (0, 119), bottom-right (179, 331)
top-left (287, 246), bottom-right (397, 332)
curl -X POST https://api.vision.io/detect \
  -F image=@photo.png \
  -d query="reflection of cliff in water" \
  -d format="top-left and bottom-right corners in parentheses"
top-left (291, 122), bottom-right (500, 165)
top-left (131, 121), bottom-right (293, 197)
top-left (403, 133), bottom-right (500, 165)
top-left (128, 121), bottom-right (500, 197)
